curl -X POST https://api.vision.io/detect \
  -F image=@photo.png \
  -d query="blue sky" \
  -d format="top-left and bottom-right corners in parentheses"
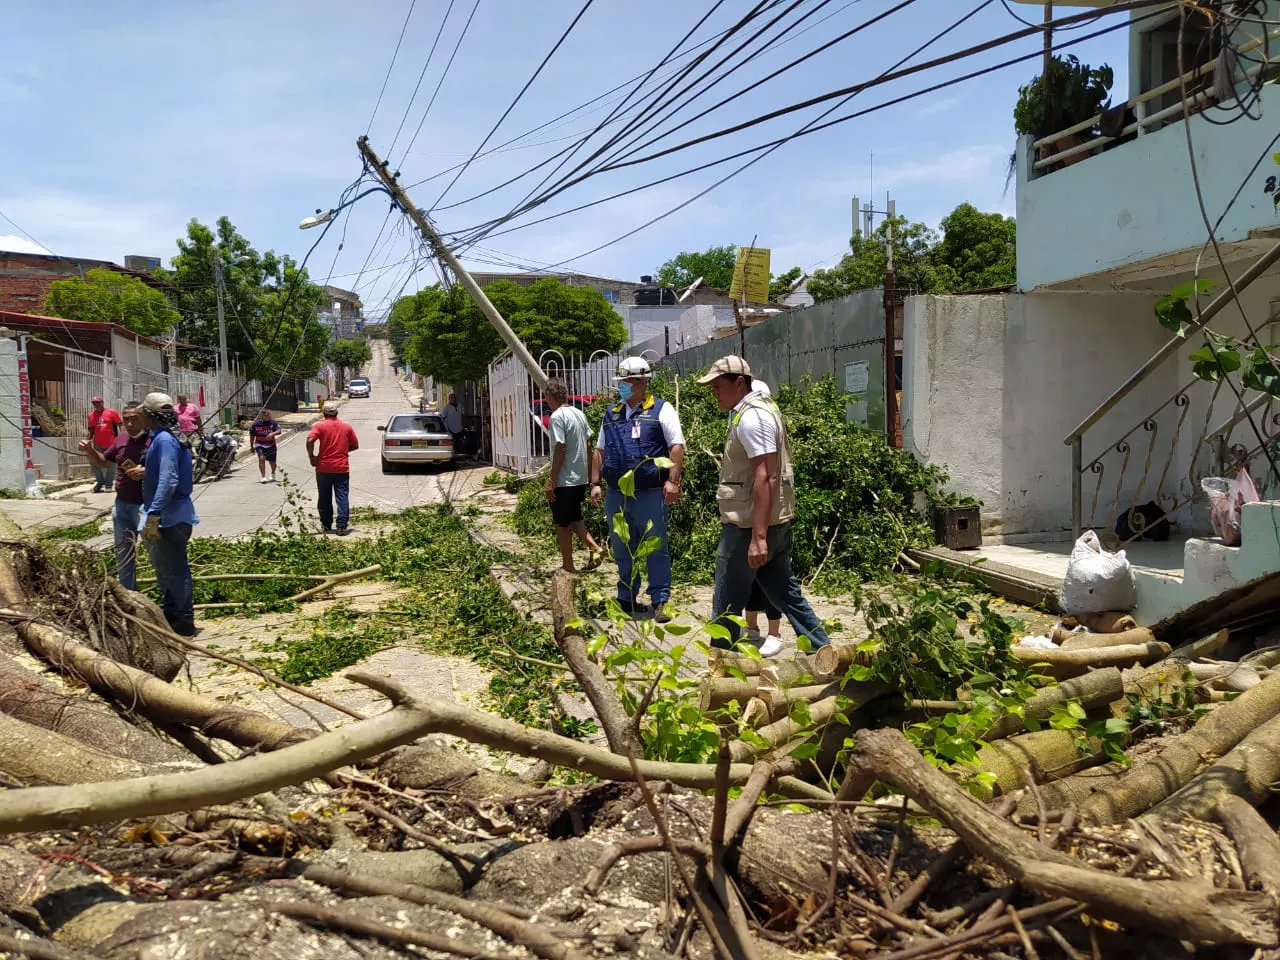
top-left (0, 0), bottom-right (1130, 318)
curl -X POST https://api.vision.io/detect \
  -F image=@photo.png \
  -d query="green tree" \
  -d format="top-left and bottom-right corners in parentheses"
top-left (326, 338), bottom-right (373, 383)
top-left (396, 278), bottom-right (627, 384)
top-left (809, 217), bottom-right (949, 303)
top-left (162, 217), bottom-right (329, 380)
top-left (768, 266), bottom-right (803, 302)
top-left (657, 245), bottom-right (738, 291)
top-left (933, 203), bottom-right (1016, 291)
top-left (43, 269), bottom-right (180, 338)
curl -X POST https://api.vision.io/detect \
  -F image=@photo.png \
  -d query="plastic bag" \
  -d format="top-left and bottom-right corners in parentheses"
top-left (1201, 466), bottom-right (1260, 546)
top-left (1060, 530), bottom-right (1135, 615)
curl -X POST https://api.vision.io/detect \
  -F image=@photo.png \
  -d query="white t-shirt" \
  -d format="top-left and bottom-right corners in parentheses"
top-left (549, 405), bottom-right (590, 487)
top-left (594, 396), bottom-right (685, 449)
top-left (732, 393), bottom-right (779, 460)
top-left (441, 403), bottom-right (463, 434)
top-left (750, 379), bottom-right (771, 398)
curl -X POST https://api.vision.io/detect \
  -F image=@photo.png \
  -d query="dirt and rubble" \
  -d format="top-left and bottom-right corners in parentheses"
top-left (0, 532), bottom-right (1278, 959)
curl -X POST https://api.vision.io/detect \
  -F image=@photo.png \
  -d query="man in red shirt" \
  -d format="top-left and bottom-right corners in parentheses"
top-left (306, 401), bottom-right (359, 536)
top-left (87, 396), bottom-right (123, 493)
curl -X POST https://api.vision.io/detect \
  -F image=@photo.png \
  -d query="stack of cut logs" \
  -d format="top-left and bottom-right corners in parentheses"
top-left (701, 619), bottom-right (1280, 822)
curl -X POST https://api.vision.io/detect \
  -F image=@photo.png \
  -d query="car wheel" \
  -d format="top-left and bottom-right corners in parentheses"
top-left (381, 457), bottom-right (398, 475)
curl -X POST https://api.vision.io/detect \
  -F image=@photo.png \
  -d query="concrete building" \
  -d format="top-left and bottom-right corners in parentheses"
top-left (0, 249), bottom-right (174, 315)
top-left (318, 285), bottom-right (364, 339)
top-left (902, 1), bottom-right (1280, 622)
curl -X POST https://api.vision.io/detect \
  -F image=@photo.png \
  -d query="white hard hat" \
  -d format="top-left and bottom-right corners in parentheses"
top-left (614, 356), bottom-right (652, 380)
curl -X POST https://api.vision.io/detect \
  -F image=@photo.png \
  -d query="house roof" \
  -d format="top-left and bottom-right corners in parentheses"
top-left (0, 310), bottom-right (191, 352)
top-left (0, 235), bottom-right (52, 256)
top-left (0, 249), bottom-right (178, 295)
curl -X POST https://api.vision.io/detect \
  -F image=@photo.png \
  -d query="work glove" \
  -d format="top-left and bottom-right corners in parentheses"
top-left (141, 516), bottom-right (162, 543)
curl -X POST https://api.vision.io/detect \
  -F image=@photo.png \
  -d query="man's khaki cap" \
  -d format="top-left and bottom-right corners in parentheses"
top-left (697, 355), bottom-right (752, 384)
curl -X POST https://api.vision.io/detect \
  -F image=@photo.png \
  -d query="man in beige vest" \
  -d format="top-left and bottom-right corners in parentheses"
top-left (700, 356), bottom-right (831, 656)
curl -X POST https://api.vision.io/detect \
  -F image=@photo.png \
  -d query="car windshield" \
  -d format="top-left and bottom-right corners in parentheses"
top-left (389, 415), bottom-right (446, 433)
top-left (350, 379), bottom-right (369, 386)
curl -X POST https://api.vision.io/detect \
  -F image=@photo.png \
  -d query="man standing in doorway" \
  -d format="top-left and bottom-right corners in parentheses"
top-left (589, 357), bottom-right (685, 622)
top-left (442, 392), bottom-right (464, 451)
top-left (87, 396), bottom-right (122, 493)
top-left (250, 410), bottom-right (282, 483)
top-left (307, 401), bottom-right (359, 535)
top-left (79, 402), bottom-right (149, 590)
top-left (138, 393), bottom-right (199, 636)
top-left (544, 378), bottom-right (604, 573)
top-left (700, 356), bottom-right (830, 655)
top-left (175, 394), bottom-right (202, 437)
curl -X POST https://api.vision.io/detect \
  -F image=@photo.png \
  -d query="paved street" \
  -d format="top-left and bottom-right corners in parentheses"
top-left (185, 340), bottom-right (487, 539)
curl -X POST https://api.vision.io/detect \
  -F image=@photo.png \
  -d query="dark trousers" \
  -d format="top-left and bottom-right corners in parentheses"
top-left (710, 522), bottom-right (831, 651)
top-left (316, 471), bottom-right (350, 531)
top-left (145, 522), bottom-right (194, 634)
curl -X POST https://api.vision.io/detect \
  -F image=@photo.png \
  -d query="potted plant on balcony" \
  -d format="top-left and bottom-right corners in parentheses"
top-left (1013, 54), bottom-right (1113, 169)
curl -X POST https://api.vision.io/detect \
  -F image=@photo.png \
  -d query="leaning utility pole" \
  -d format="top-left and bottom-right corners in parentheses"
top-left (357, 136), bottom-right (549, 390)
top-left (883, 198), bottom-right (900, 448)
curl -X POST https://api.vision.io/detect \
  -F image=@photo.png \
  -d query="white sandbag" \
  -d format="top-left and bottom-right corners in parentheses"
top-left (1060, 530), bottom-right (1135, 615)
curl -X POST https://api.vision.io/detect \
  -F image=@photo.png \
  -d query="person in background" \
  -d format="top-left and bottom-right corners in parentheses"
top-left (87, 396), bottom-right (122, 493)
top-left (589, 356), bottom-right (685, 623)
top-left (700, 356), bottom-right (830, 656)
top-left (174, 394), bottom-right (202, 437)
top-left (250, 410), bottom-right (282, 483)
top-left (442, 392), bottom-right (464, 450)
top-left (306, 401), bottom-right (359, 535)
top-left (544, 378), bottom-right (604, 573)
top-left (138, 392), bottom-right (198, 636)
top-left (79, 402), bottom-right (148, 590)
top-left (743, 376), bottom-right (783, 648)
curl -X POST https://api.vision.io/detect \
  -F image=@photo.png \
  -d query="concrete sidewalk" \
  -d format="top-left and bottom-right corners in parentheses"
top-left (0, 491), bottom-right (113, 536)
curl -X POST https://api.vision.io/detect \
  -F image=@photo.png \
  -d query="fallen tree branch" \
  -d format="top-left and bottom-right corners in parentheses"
top-left (1214, 794), bottom-right (1280, 900)
top-left (983, 668), bottom-right (1123, 741)
top-left (267, 900), bottom-right (521, 960)
top-left (1011, 641), bottom-right (1171, 679)
top-left (138, 573), bottom-right (332, 584)
top-left (549, 569), bottom-right (637, 756)
top-left (844, 727), bottom-right (1278, 945)
top-left (1148, 712), bottom-right (1280, 821)
top-left (286, 564), bottom-right (382, 604)
top-left (0, 931), bottom-right (98, 960)
top-left (0, 675), bottom-right (830, 833)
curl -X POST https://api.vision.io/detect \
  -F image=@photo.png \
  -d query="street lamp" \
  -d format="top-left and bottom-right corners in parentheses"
top-left (298, 187), bottom-right (395, 231)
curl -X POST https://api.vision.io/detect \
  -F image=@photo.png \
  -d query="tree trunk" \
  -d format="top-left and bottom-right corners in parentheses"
top-left (976, 729), bottom-right (1112, 797)
top-left (1215, 794), bottom-right (1280, 900)
top-left (1057, 626), bottom-right (1156, 651)
top-left (1148, 712), bottom-right (1280, 821)
top-left (0, 712), bottom-right (153, 784)
top-left (1011, 641), bottom-right (1170, 679)
top-left (1078, 669), bottom-right (1280, 824)
top-left (699, 677), bottom-right (760, 713)
top-left (983, 668), bottom-right (1123, 741)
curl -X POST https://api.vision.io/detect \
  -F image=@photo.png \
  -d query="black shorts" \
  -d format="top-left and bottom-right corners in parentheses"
top-left (254, 444), bottom-right (277, 462)
top-left (550, 484), bottom-right (588, 527)
top-left (747, 580), bottom-right (782, 620)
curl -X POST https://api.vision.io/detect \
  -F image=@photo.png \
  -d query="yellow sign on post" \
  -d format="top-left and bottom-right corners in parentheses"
top-left (729, 245), bottom-right (771, 304)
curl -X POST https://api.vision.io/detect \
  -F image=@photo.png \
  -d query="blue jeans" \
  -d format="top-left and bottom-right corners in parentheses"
top-left (112, 500), bottom-right (142, 590)
top-left (92, 446), bottom-right (116, 490)
top-left (145, 522), bottom-right (194, 634)
top-left (316, 472), bottom-right (350, 531)
top-left (605, 486), bottom-right (670, 604)
top-left (710, 522), bottom-right (831, 651)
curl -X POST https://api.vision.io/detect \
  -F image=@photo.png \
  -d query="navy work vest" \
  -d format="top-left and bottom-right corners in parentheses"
top-left (600, 395), bottom-right (670, 490)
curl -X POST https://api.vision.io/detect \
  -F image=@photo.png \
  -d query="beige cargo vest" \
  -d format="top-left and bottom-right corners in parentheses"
top-left (717, 392), bottom-right (796, 528)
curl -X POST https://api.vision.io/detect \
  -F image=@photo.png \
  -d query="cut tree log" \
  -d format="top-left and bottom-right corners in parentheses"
top-left (842, 727), bottom-right (1278, 945)
top-left (1011, 640), bottom-right (1170, 679)
top-left (1057, 626), bottom-right (1156, 651)
top-left (1015, 762), bottom-right (1127, 817)
top-left (983, 668), bottom-right (1123, 741)
top-left (975, 729), bottom-right (1113, 797)
top-left (699, 677), bottom-right (760, 713)
top-left (0, 672), bottom-right (831, 834)
top-left (1078, 668), bottom-right (1280, 824)
top-left (813, 643), bottom-right (875, 678)
top-left (0, 711), bottom-right (152, 784)
top-left (728, 681), bottom-right (891, 761)
top-left (549, 569), bottom-right (637, 756)
top-left (0, 611), bottom-right (313, 752)
top-left (1214, 794), bottom-right (1280, 900)
top-left (1147, 712), bottom-right (1280, 821)
top-left (1063, 611), bottom-right (1139, 634)
top-left (709, 652), bottom-right (820, 685)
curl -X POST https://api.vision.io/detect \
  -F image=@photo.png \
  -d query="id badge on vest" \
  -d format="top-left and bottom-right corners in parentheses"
top-left (631, 420), bottom-right (642, 440)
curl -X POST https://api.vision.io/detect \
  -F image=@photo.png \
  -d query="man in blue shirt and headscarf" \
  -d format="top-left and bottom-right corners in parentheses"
top-left (139, 392), bottom-right (199, 636)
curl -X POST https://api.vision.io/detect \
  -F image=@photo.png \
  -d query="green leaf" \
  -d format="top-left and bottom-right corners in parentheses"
top-left (735, 641), bottom-right (763, 660)
top-left (664, 623), bottom-right (692, 635)
top-left (1066, 701), bottom-right (1087, 720)
top-left (705, 623), bottom-right (731, 643)
top-left (1188, 342), bottom-right (1241, 383)
top-left (1104, 717), bottom-right (1129, 735)
top-left (788, 742), bottom-right (820, 760)
top-left (610, 510), bottom-right (629, 545)
top-left (1242, 347), bottom-right (1280, 396)
top-left (789, 700), bottom-right (813, 727)
top-left (1154, 294), bottom-right (1191, 335)
top-left (617, 470), bottom-right (636, 499)
top-left (652, 456), bottom-right (674, 470)
top-left (1168, 278), bottom-right (1217, 300)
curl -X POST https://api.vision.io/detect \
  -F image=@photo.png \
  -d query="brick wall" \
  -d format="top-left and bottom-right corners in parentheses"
top-left (0, 253), bottom-right (86, 314)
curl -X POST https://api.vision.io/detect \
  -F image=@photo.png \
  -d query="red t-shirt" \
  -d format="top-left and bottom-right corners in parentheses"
top-left (307, 417), bottom-right (359, 473)
top-left (88, 408), bottom-right (122, 448)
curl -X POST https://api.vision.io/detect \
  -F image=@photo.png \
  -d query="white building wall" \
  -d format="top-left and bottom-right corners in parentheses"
top-left (0, 338), bottom-right (28, 493)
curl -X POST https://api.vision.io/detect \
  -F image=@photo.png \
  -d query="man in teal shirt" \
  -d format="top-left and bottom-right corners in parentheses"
top-left (544, 378), bottom-right (603, 573)
top-left (139, 392), bottom-right (199, 636)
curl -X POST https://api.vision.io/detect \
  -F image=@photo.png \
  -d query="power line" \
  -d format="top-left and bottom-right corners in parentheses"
top-left (398, 0), bottom-right (482, 165)
top-left (387, 0), bottom-right (458, 159)
top-left (366, 0), bottom-right (418, 135)
top-left (429, 0), bottom-right (598, 210)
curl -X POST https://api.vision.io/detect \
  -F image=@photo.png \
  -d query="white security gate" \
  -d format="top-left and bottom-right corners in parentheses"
top-left (488, 352), bottom-right (534, 473)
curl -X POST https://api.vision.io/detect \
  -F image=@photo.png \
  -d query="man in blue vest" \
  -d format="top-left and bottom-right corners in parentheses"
top-left (589, 357), bottom-right (685, 622)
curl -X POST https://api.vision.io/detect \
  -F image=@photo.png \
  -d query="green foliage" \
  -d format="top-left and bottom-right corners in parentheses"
top-left (40, 520), bottom-right (104, 542)
top-left (1124, 670), bottom-right (1208, 738)
top-left (809, 204), bottom-right (1015, 303)
top-left (1013, 54), bottom-right (1113, 138)
top-left (1154, 278), bottom-right (1216, 336)
top-left (512, 370), bottom-right (951, 587)
top-left (161, 217), bottom-right (329, 380)
top-left (256, 604), bottom-right (389, 685)
top-left (395, 278), bottom-right (627, 384)
top-left (43, 269), bottom-right (180, 338)
top-left (657, 245), bottom-right (738, 292)
top-left (326, 338), bottom-right (373, 380)
top-left (768, 266), bottom-right (803, 302)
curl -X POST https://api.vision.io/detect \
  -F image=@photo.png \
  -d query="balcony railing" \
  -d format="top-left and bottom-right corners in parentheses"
top-left (1032, 28), bottom-right (1280, 174)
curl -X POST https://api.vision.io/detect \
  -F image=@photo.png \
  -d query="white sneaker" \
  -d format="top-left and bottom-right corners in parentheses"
top-left (759, 635), bottom-right (784, 658)
top-left (268, 475), bottom-right (277, 483)
top-left (258, 477), bottom-right (269, 484)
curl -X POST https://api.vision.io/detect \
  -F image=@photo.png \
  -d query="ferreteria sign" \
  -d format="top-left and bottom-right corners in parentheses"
top-left (729, 244), bottom-right (770, 305)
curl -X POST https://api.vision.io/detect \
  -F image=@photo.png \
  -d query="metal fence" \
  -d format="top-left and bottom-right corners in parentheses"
top-left (487, 348), bottom-right (630, 474)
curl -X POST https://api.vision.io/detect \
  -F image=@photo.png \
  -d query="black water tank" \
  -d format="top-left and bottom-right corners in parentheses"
top-left (634, 278), bottom-right (678, 305)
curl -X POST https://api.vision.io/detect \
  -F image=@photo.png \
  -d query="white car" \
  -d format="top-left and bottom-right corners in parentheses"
top-left (348, 377), bottom-right (371, 398)
top-left (379, 412), bottom-right (455, 473)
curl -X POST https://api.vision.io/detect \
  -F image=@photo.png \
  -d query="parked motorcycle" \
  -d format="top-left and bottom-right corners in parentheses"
top-left (192, 429), bottom-right (239, 482)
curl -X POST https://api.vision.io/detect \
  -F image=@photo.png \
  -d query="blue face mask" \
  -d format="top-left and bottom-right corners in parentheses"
top-left (617, 381), bottom-right (633, 402)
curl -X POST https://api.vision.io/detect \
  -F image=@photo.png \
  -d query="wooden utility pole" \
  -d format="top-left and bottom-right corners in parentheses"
top-left (883, 198), bottom-right (900, 447)
top-left (357, 136), bottom-right (549, 390)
